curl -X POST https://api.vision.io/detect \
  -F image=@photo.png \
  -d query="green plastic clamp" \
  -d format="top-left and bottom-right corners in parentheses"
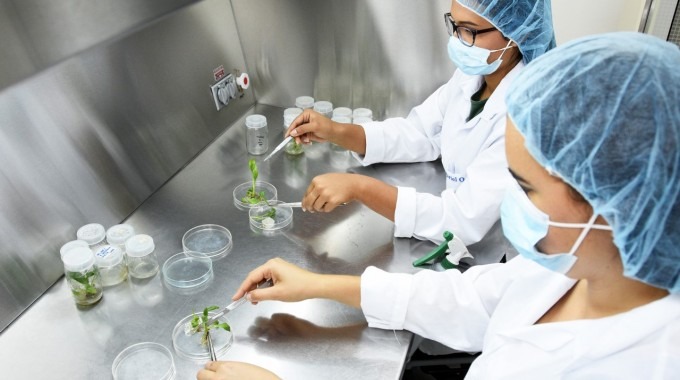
top-left (412, 231), bottom-right (454, 267)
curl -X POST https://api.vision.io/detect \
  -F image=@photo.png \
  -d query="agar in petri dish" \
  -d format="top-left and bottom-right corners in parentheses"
top-left (233, 181), bottom-right (277, 211)
top-left (172, 312), bottom-right (234, 361)
top-left (162, 252), bottom-right (213, 289)
top-left (248, 201), bottom-right (293, 234)
top-left (182, 224), bottom-right (233, 260)
top-left (112, 342), bottom-right (176, 380)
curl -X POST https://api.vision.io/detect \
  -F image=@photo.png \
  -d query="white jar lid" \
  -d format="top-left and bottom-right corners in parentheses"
top-left (331, 116), bottom-right (352, 124)
top-left (60, 240), bottom-right (89, 258)
top-left (313, 101), bottom-right (333, 114)
top-left (76, 223), bottom-right (106, 245)
top-left (107, 224), bottom-right (136, 245)
top-left (125, 234), bottom-right (155, 257)
top-left (353, 116), bottom-right (373, 124)
top-left (283, 108), bottom-right (303, 128)
top-left (295, 96), bottom-right (315, 109)
top-left (62, 246), bottom-right (96, 272)
top-left (353, 108), bottom-right (373, 119)
top-left (94, 245), bottom-right (124, 267)
top-left (332, 107), bottom-right (352, 118)
top-left (245, 114), bottom-right (267, 129)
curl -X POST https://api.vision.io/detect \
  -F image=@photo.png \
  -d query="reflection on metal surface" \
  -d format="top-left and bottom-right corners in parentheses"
top-left (232, 0), bottom-right (453, 119)
top-left (0, 0), bottom-right (253, 332)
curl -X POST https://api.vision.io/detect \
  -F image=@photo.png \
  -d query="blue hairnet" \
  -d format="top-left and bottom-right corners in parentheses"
top-left (457, 0), bottom-right (555, 63)
top-left (506, 32), bottom-right (680, 292)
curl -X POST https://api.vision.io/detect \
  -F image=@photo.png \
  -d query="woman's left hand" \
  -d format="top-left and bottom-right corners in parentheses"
top-left (302, 173), bottom-right (366, 212)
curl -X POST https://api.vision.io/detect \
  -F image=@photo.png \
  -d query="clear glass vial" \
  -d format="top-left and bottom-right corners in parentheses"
top-left (106, 224), bottom-right (135, 251)
top-left (125, 234), bottom-right (159, 279)
top-left (245, 114), bottom-right (268, 155)
top-left (283, 108), bottom-right (304, 155)
top-left (295, 96), bottom-right (315, 110)
top-left (352, 108), bottom-right (373, 121)
top-left (313, 101), bottom-right (333, 118)
top-left (94, 245), bottom-right (128, 286)
top-left (77, 223), bottom-right (106, 251)
top-left (62, 246), bottom-right (103, 306)
top-left (332, 107), bottom-right (352, 119)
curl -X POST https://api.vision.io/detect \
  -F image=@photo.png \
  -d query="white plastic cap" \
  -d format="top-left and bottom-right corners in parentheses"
top-left (313, 101), bottom-right (333, 114)
top-left (353, 116), bottom-right (373, 124)
top-left (332, 107), bottom-right (352, 118)
top-left (62, 246), bottom-right (96, 272)
top-left (331, 116), bottom-right (352, 124)
top-left (295, 96), bottom-right (315, 109)
top-left (125, 234), bottom-right (155, 257)
top-left (106, 224), bottom-right (136, 246)
top-left (94, 245), bottom-right (124, 267)
top-left (283, 108), bottom-right (303, 128)
top-left (60, 240), bottom-right (89, 258)
top-left (245, 114), bottom-right (267, 129)
top-left (76, 223), bottom-right (106, 246)
top-left (236, 72), bottom-right (250, 90)
top-left (352, 108), bottom-right (373, 119)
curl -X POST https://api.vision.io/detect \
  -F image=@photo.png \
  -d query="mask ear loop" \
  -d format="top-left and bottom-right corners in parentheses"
top-left (489, 39), bottom-right (515, 61)
top-left (567, 213), bottom-right (599, 256)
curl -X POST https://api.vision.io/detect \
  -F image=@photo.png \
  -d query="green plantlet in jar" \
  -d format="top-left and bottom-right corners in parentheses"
top-left (67, 269), bottom-right (102, 304)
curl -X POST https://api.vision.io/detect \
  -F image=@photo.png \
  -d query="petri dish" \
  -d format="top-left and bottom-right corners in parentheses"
top-left (233, 181), bottom-right (277, 211)
top-left (172, 312), bottom-right (234, 361)
top-left (249, 201), bottom-right (293, 233)
top-left (162, 252), bottom-right (213, 289)
top-left (182, 225), bottom-right (233, 260)
top-left (112, 342), bottom-right (176, 380)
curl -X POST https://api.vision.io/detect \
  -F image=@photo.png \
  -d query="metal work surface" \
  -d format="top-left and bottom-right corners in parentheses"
top-left (0, 104), bottom-right (455, 379)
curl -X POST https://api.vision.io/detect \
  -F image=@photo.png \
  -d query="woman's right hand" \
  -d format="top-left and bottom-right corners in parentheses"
top-left (286, 109), bottom-right (335, 144)
top-left (231, 258), bottom-right (320, 304)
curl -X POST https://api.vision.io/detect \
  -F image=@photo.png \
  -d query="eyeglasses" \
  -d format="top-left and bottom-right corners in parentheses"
top-left (444, 12), bottom-right (497, 47)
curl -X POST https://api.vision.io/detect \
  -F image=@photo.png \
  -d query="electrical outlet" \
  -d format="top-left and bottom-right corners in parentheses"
top-left (210, 74), bottom-right (238, 111)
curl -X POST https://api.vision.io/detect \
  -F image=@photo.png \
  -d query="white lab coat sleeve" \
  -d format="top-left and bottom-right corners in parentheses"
top-left (394, 137), bottom-right (512, 245)
top-left (361, 256), bottom-right (528, 352)
top-left (352, 78), bottom-right (453, 166)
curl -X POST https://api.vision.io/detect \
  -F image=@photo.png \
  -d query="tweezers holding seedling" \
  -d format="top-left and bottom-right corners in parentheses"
top-left (186, 278), bottom-right (274, 335)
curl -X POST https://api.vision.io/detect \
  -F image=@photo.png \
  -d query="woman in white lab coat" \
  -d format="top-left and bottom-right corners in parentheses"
top-left (198, 33), bottom-right (680, 379)
top-left (286, 0), bottom-right (555, 261)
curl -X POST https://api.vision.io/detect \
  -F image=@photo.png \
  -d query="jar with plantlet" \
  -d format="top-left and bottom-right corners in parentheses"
top-left (61, 246), bottom-right (103, 306)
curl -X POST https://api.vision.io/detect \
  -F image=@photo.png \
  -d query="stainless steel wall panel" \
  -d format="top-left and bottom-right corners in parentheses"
top-left (0, 0), bottom-right (201, 88)
top-left (0, 0), bottom-right (253, 332)
top-left (232, 0), bottom-right (453, 118)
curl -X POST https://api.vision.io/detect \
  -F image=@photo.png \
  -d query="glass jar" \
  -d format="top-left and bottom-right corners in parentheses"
top-left (352, 108), bottom-right (373, 121)
top-left (62, 247), bottom-right (103, 306)
top-left (332, 107), bottom-right (352, 119)
top-left (245, 114), bottom-right (268, 155)
top-left (94, 244), bottom-right (127, 286)
top-left (283, 107), bottom-right (304, 156)
top-left (313, 101), bottom-right (333, 118)
top-left (76, 223), bottom-right (106, 252)
top-left (295, 96), bottom-right (315, 110)
top-left (106, 224), bottom-right (135, 251)
top-left (125, 234), bottom-right (159, 279)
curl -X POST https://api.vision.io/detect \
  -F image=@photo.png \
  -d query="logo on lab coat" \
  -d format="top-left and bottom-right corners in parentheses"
top-left (447, 174), bottom-right (466, 183)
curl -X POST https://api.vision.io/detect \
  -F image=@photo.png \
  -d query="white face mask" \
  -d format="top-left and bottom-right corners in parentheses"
top-left (447, 36), bottom-right (515, 76)
top-left (501, 184), bottom-right (613, 274)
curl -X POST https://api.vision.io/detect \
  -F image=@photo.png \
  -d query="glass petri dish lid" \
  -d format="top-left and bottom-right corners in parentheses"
top-left (249, 201), bottom-right (293, 233)
top-left (112, 342), bottom-right (176, 380)
top-left (233, 181), bottom-right (277, 211)
top-left (172, 312), bottom-right (234, 361)
top-left (162, 252), bottom-right (213, 289)
top-left (182, 224), bottom-right (233, 260)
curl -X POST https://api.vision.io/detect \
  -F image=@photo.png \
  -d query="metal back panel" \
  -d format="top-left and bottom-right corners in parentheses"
top-left (0, 0), bottom-right (254, 331)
